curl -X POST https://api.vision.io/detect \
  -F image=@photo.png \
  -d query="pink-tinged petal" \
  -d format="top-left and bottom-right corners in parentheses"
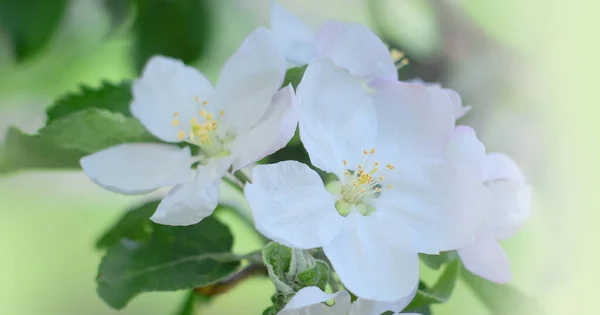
top-left (323, 212), bottom-right (420, 302)
top-left (279, 287), bottom-right (350, 315)
top-left (314, 21), bottom-right (396, 82)
top-left (270, 1), bottom-right (317, 66)
top-left (405, 79), bottom-right (471, 119)
top-left (245, 161), bottom-right (343, 249)
top-left (374, 129), bottom-right (491, 254)
top-left (213, 27), bottom-right (286, 134)
top-left (458, 234), bottom-right (512, 283)
top-left (150, 162), bottom-right (227, 226)
top-left (80, 143), bottom-right (193, 195)
top-left (131, 56), bottom-right (215, 142)
top-left (371, 81), bottom-right (455, 160)
top-left (230, 84), bottom-right (299, 171)
top-left (298, 58), bottom-right (376, 177)
top-left (482, 153), bottom-right (531, 240)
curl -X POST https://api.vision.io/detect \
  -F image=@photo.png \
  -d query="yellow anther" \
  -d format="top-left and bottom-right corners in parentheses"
top-left (375, 187), bottom-right (382, 193)
top-left (174, 112), bottom-right (180, 117)
top-left (206, 113), bottom-right (213, 120)
top-left (374, 161), bottom-right (379, 167)
top-left (220, 110), bottom-right (224, 116)
top-left (388, 184), bottom-right (393, 189)
top-left (189, 130), bottom-right (196, 141)
top-left (400, 59), bottom-right (409, 65)
top-left (343, 160), bottom-right (347, 166)
top-left (357, 165), bottom-right (362, 169)
top-left (195, 97), bottom-right (199, 102)
top-left (345, 170), bottom-right (350, 176)
top-left (202, 100), bottom-right (208, 106)
top-left (370, 148), bottom-right (375, 154)
top-left (200, 110), bottom-right (208, 118)
top-left (360, 189), bottom-right (366, 193)
top-left (379, 176), bottom-right (384, 181)
top-left (178, 130), bottom-right (185, 140)
top-left (363, 149), bottom-right (368, 155)
top-left (353, 182), bottom-right (357, 187)
top-left (172, 118), bottom-right (180, 126)
top-left (191, 117), bottom-right (199, 125)
top-left (391, 49), bottom-right (405, 62)
top-left (386, 164), bottom-right (394, 170)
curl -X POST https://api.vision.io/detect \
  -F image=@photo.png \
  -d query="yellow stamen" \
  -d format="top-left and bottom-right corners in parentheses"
top-left (386, 164), bottom-right (394, 170)
top-left (172, 119), bottom-right (179, 126)
top-left (178, 130), bottom-right (185, 140)
top-left (370, 148), bottom-right (375, 154)
top-left (374, 161), bottom-right (379, 167)
top-left (379, 176), bottom-right (384, 181)
top-left (202, 100), bottom-right (208, 106)
top-left (200, 110), bottom-right (208, 118)
top-left (345, 170), bottom-right (350, 176)
top-left (363, 149), bottom-right (368, 155)
top-left (343, 160), bottom-right (348, 166)
top-left (388, 184), bottom-right (393, 189)
top-left (195, 97), bottom-right (199, 102)
top-left (220, 110), bottom-right (224, 116)
top-left (375, 187), bottom-right (382, 193)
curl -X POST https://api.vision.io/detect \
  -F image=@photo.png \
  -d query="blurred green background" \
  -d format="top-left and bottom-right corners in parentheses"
top-left (0, 0), bottom-right (590, 314)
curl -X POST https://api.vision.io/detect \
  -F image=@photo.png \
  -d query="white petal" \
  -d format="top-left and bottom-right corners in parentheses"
top-left (482, 153), bottom-right (531, 240)
top-left (368, 283), bottom-right (418, 314)
top-left (298, 58), bottom-right (376, 176)
top-left (212, 27), bottom-right (286, 134)
top-left (374, 129), bottom-right (491, 254)
top-left (458, 234), bottom-right (512, 283)
top-left (131, 56), bottom-right (215, 142)
top-left (323, 212), bottom-right (420, 302)
top-left (270, 1), bottom-right (316, 66)
top-left (371, 81), bottom-right (455, 160)
top-left (245, 161), bottom-right (343, 249)
top-left (279, 287), bottom-right (350, 315)
top-left (150, 162), bottom-right (226, 226)
top-left (484, 153), bottom-right (525, 182)
top-left (80, 143), bottom-right (193, 194)
top-left (314, 21), bottom-right (397, 82)
top-left (443, 88), bottom-right (471, 119)
top-left (230, 85), bottom-right (299, 171)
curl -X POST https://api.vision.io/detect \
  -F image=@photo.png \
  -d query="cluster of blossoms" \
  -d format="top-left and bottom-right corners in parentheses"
top-left (80, 2), bottom-right (531, 314)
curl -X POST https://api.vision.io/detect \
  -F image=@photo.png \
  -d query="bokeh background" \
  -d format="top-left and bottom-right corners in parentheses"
top-left (0, 0), bottom-right (593, 314)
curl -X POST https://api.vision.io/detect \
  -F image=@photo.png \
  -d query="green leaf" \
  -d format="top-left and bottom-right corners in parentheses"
top-left (95, 201), bottom-right (158, 249)
top-left (97, 216), bottom-right (240, 309)
top-left (405, 258), bottom-right (460, 310)
top-left (460, 265), bottom-right (544, 315)
top-left (40, 108), bottom-right (157, 153)
top-left (103, 0), bottom-right (133, 32)
top-left (0, 0), bottom-right (68, 60)
top-left (282, 65), bottom-right (307, 90)
top-left (46, 81), bottom-right (133, 123)
top-left (0, 108), bottom-right (158, 174)
top-left (132, 0), bottom-right (212, 72)
top-left (419, 250), bottom-right (455, 270)
top-left (0, 127), bottom-right (83, 174)
top-left (296, 259), bottom-right (329, 291)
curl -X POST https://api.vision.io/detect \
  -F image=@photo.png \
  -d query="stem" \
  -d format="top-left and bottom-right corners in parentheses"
top-left (222, 175), bottom-right (243, 194)
top-left (194, 263), bottom-right (268, 297)
top-left (234, 170), bottom-right (251, 185)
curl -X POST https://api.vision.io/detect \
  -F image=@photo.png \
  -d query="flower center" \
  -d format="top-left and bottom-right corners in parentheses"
top-left (172, 98), bottom-right (231, 158)
top-left (336, 148), bottom-right (394, 215)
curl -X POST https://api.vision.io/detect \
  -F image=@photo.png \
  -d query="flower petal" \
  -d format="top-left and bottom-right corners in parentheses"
top-left (483, 153), bottom-right (531, 240)
top-left (314, 21), bottom-right (397, 82)
top-left (458, 234), bottom-right (512, 283)
top-left (323, 212), bottom-right (420, 302)
top-left (374, 129), bottom-right (491, 254)
top-left (230, 84), bottom-right (299, 171)
top-left (443, 88), bottom-right (471, 119)
top-left (131, 56), bottom-right (215, 142)
top-left (150, 162), bottom-right (226, 226)
top-left (371, 81), bottom-right (455, 160)
top-left (270, 1), bottom-right (316, 66)
top-left (245, 161), bottom-right (343, 249)
top-left (212, 27), bottom-right (286, 134)
top-left (80, 143), bottom-right (193, 194)
top-left (279, 287), bottom-right (350, 315)
top-left (298, 57), bottom-right (376, 177)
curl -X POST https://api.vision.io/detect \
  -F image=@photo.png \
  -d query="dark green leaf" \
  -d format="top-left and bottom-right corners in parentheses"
top-left (419, 250), bottom-right (456, 270)
top-left (103, 0), bottom-right (133, 32)
top-left (0, 0), bottom-right (68, 60)
top-left (132, 0), bottom-right (212, 72)
top-left (40, 108), bottom-right (157, 153)
top-left (46, 81), bottom-right (133, 123)
top-left (405, 258), bottom-right (460, 310)
top-left (282, 65), bottom-right (307, 90)
top-left (97, 216), bottom-right (240, 309)
top-left (460, 265), bottom-right (544, 315)
top-left (0, 127), bottom-right (82, 174)
top-left (95, 201), bottom-right (158, 249)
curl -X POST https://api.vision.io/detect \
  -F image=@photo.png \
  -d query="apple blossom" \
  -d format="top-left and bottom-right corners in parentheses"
top-left (270, 1), bottom-right (397, 83)
top-left (458, 150), bottom-right (532, 283)
top-left (80, 27), bottom-right (298, 226)
top-left (245, 58), bottom-right (491, 302)
top-left (278, 286), bottom-right (420, 315)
